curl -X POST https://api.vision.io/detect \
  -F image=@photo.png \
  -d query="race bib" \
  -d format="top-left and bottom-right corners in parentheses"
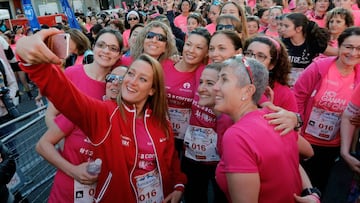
top-left (305, 107), bottom-right (341, 141)
top-left (74, 181), bottom-right (96, 203)
top-left (135, 169), bottom-right (163, 203)
top-left (184, 125), bottom-right (220, 162)
top-left (289, 67), bottom-right (304, 87)
top-left (168, 107), bottom-right (191, 140)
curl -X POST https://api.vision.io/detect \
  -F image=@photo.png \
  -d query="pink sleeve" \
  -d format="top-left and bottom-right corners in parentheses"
top-left (55, 114), bottom-right (76, 135)
top-left (122, 29), bottom-right (130, 48)
top-left (222, 127), bottom-right (258, 173)
top-left (351, 84), bottom-right (360, 107)
top-left (258, 94), bottom-right (269, 105)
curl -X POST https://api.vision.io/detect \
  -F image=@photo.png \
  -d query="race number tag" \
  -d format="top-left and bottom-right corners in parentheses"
top-left (305, 107), bottom-right (341, 141)
top-left (289, 67), bottom-right (304, 87)
top-left (168, 107), bottom-right (191, 140)
top-left (135, 169), bottom-right (163, 203)
top-left (184, 125), bottom-right (220, 162)
top-left (74, 181), bottom-right (96, 203)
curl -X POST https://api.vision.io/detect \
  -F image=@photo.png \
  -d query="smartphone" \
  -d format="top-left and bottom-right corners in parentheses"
top-left (46, 33), bottom-right (70, 59)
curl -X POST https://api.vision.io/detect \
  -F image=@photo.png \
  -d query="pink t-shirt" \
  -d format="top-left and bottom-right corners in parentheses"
top-left (133, 118), bottom-right (156, 176)
top-left (174, 14), bottom-right (188, 33)
top-left (352, 10), bottom-right (360, 26)
top-left (303, 62), bottom-right (356, 147)
top-left (273, 82), bottom-right (298, 112)
top-left (216, 109), bottom-right (302, 203)
top-left (163, 63), bottom-right (199, 139)
top-left (206, 23), bottom-right (216, 35)
top-left (350, 84), bottom-right (360, 107)
top-left (264, 28), bottom-right (279, 38)
top-left (307, 12), bottom-right (326, 27)
top-left (123, 29), bottom-right (131, 49)
top-left (49, 65), bottom-right (105, 203)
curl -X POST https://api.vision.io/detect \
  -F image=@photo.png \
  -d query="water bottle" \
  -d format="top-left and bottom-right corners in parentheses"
top-left (87, 158), bottom-right (102, 175)
top-left (35, 99), bottom-right (46, 115)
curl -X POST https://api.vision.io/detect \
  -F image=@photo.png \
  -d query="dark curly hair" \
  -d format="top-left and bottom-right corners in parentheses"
top-left (244, 36), bottom-right (291, 87)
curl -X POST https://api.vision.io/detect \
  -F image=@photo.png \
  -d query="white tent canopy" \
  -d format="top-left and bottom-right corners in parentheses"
top-left (0, 9), bottom-right (10, 20)
top-left (0, 9), bottom-right (12, 30)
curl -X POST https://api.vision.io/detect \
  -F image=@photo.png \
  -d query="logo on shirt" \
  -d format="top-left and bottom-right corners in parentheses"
top-left (183, 82), bottom-right (191, 89)
top-left (121, 136), bottom-right (131, 146)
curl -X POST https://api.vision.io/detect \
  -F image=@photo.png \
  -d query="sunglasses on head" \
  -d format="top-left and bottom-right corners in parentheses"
top-left (145, 31), bottom-right (167, 42)
top-left (105, 74), bottom-right (123, 83)
top-left (128, 17), bottom-right (138, 21)
top-left (216, 24), bottom-right (235, 31)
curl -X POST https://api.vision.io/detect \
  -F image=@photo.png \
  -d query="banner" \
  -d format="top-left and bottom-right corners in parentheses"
top-left (22, 0), bottom-right (41, 32)
top-left (59, 0), bottom-right (80, 29)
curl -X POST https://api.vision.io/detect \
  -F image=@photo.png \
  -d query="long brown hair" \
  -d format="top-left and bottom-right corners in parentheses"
top-left (117, 54), bottom-right (170, 136)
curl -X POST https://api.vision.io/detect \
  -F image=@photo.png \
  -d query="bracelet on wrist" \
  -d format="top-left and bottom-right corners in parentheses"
top-left (301, 187), bottom-right (321, 199)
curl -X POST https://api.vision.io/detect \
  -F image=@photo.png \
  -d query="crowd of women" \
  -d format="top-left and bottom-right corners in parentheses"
top-left (6, 0), bottom-right (360, 202)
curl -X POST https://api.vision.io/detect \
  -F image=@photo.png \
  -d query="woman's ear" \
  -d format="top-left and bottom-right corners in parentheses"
top-left (236, 48), bottom-right (243, 55)
top-left (268, 64), bottom-right (275, 70)
top-left (149, 88), bottom-right (155, 96)
top-left (295, 26), bottom-right (303, 33)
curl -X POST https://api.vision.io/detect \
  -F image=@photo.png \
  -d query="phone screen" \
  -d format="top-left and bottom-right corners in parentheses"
top-left (46, 33), bottom-right (70, 59)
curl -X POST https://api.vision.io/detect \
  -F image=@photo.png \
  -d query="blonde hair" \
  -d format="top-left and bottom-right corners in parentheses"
top-left (131, 21), bottom-right (178, 62)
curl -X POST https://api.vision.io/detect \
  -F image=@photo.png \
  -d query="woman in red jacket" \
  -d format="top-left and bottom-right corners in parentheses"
top-left (16, 28), bottom-right (187, 203)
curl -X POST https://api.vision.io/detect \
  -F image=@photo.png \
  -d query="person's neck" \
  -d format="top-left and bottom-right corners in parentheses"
top-left (314, 10), bottom-right (325, 17)
top-left (290, 35), bottom-right (305, 46)
top-left (232, 102), bottom-right (258, 122)
top-left (175, 60), bottom-right (200, 72)
top-left (182, 11), bottom-right (189, 16)
top-left (336, 59), bottom-right (355, 76)
top-left (330, 33), bottom-right (340, 41)
top-left (268, 24), bottom-right (278, 32)
top-left (85, 63), bottom-right (111, 81)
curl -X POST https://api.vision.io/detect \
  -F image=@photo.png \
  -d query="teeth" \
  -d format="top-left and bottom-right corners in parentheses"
top-left (127, 86), bottom-right (136, 93)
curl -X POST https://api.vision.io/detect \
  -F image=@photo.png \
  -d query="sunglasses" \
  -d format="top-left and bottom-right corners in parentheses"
top-left (145, 31), bottom-right (167, 42)
top-left (128, 17), bottom-right (138, 21)
top-left (95, 41), bottom-right (120, 53)
top-left (105, 74), bottom-right (123, 83)
top-left (216, 24), bottom-right (235, 31)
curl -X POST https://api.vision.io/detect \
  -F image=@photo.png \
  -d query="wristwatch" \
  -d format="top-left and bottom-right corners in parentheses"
top-left (301, 187), bottom-right (321, 198)
top-left (294, 113), bottom-right (303, 131)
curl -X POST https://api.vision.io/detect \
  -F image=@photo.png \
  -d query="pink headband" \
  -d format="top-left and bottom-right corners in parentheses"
top-left (263, 36), bottom-right (280, 59)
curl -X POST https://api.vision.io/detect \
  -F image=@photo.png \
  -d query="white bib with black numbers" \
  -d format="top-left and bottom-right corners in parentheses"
top-left (74, 181), bottom-right (96, 203)
top-left (305, 106), bottom-right (341, 141)
top-left (168, 107), bottom-right (191, 140)
top-left (184, 125), bottom-right (220, 162)
top-left (135, 168), bottom-right (163, 203)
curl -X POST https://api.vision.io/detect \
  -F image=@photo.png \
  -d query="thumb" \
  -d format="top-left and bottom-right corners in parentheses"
top-left (293, 193), bottom-right (305, 203)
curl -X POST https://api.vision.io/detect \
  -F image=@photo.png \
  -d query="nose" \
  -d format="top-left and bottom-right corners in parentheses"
top-left (198, 83), bottom-right (205, 92)
top-left (213, 80), bottom-right (220, 91)
top-left (188, 45), bottom-right (195, 52)
top-left (151, 36), bottom-right (158, 42)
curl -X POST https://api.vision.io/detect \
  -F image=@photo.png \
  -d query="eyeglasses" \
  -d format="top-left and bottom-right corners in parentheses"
top-left (105, 74), bottom-right (123, 83)
top-left (95, 41), bottom-right (120, 53)
top-left (216, 24), bottom-right (235, 31)
top-left (128, 17), bottom-right (138, 21)
top-left (243, 51), bottom-right (270, 62)
top-left (145, 31), bottom-right (167, 42)
top-left (341, 44), bottom-right (360, 53)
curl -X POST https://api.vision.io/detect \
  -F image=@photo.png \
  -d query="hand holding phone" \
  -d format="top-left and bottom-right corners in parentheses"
top-left (46, 33), bottom-right (70, 59)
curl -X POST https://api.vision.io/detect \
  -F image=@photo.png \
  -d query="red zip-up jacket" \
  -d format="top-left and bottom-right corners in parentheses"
top-left (21, 63), bottom-right (187, 202)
